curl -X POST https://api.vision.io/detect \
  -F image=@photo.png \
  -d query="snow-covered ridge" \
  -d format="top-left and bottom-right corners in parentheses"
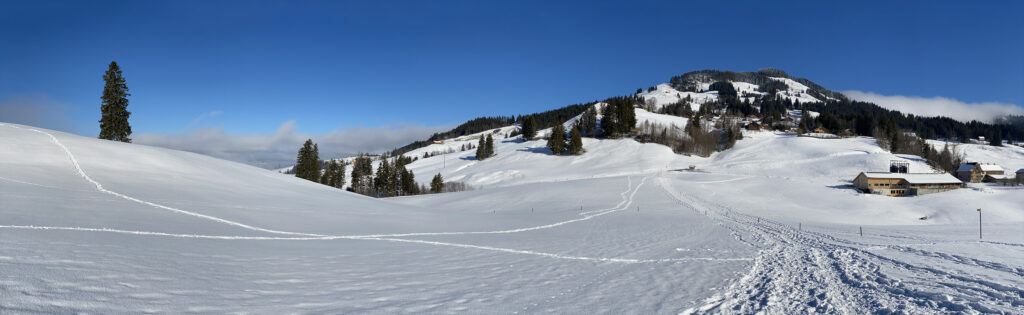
top-left (636, 77), bottom-right (831, 113)
top-left (3, 120), bottom-right (1022, 313)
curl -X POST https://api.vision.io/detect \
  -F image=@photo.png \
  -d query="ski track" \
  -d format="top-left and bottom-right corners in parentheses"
top-left (2, 124), bottom-right (728, 264)
top-left (0, 224), bottom-right (752, 264)
top-left (1, 123), bottom-right (640, 239)
top-left (1, 124), bottom-right (327, 238)
top-left (658, 174), bottom-right (1024, 314)
top-left (9, 123), bottom-right (1018, 310)
top-left (0, 175), bottom-right (75, 190)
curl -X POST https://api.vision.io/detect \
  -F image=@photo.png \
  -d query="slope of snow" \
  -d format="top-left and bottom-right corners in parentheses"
top-left (636, 77), bottom-right (831, 113)
top-left (636, 108), bottom-right (689, 130)
top-left (2, 121), bottom-right (1021, 313)
top-left (636, 83), bottom-right (717, 111)
top-left (926, 139), bottom-right (1024, 174)
top-left (769, 77), bottom-right (822, 103)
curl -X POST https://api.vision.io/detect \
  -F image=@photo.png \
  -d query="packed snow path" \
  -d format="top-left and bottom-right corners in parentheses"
top-left (660, 177), bottom-right (1024, 314)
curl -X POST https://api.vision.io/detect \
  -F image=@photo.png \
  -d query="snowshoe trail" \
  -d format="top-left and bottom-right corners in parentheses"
top-left (660, 175), bottom-right (1024, 314)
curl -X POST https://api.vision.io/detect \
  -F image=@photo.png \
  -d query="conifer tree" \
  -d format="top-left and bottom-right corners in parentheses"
top-left (485, 134), bottom-right (495, 157)
top-left (579, 106), bottom-right (597, 136)
top-left (310, 144), bottom-right (320, 181)
top-left (295, 139), bottom-right (320, 182)
top-left (400, 169), bottom-right (418, 195)
top-left (98, 61), bottom-right (132, 142)
top-left (990, 131), bottom-right (1003, 146)
top-left (601, 102), bottom-right (618, 136)
top-left (797, 110), bottom-right (809, 134)
top-left (351, 155), bottom-right (374, 194)
top-left (569, 125), bottom-right (583, 155)
top-left (619, 101), bottom-right (636, 133)
top-left (430, 173), bottom-right (444, 193)
top-left (475, 136), bottom-right (487, 160)
top-left (548, 124), bottom-right (566, 155)
top-left (374, 159), bottom-right (392, 197)
top-left (320, 160), bottom-right (334, 185)
top-left (521, 116), bottom-right (537, 140)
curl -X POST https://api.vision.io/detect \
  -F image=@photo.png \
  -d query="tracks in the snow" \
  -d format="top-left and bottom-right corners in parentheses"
top-left (660, 174), bottom-right (1024, 314)
top-left (1, 124), bottom-right (729, 264)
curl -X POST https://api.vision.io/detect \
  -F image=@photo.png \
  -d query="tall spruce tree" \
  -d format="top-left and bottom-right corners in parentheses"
top-left (351, 155), bottom-right (373, 194)
top-left (521, 116), bottom-right (537, 140)
top-left (98, 61), bottom-right (133, 142)
top-left (600, 102), bottom-right (618, 136)
top-left (568, 125), bottom-right (583, 155)
top-left (990, 131), bottom-right (1003, 146)
top-left (579, 106), bottom-right (597, 136)
top-left (374, 159), bottom-right (392, 197)
top-left (548, 124), bottom-right (566, 155)
top-left (475, 136), bottom-right (487, 160)
top-left (618, 100), bottom-right (636, 133)
top-left (485, 134), bottom-right (495, 157)
top-left (311, 144), bottom-right (320, 180)
top-left (295, 139), bottom-right (320, 182)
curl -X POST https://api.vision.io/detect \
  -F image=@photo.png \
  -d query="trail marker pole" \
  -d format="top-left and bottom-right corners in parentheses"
top-left (859, 226), bottom-right (863, 237)
top-left (978, 208), bottom-right (982, 239)
top-left (799, 223), bottom-right (802, 231)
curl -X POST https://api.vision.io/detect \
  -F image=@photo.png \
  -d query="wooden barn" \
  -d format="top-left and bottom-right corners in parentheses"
top-left (853, 172), bottom-right (963, 197)
top-left (956, 162), bottom-right (1004, 183)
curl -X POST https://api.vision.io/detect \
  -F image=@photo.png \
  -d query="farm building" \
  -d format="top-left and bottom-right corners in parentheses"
top-left (853, 172), bottom-right (963, 197)
top-left (956, 162), bottom-right (1004, 183)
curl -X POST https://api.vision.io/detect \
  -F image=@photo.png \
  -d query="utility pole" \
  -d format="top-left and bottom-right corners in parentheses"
top-left (978, 208), bottom-right (982, 239)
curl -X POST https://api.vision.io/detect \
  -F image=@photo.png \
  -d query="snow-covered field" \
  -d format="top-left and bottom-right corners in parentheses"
top-left (1, 121), bottom-right (1022, 313)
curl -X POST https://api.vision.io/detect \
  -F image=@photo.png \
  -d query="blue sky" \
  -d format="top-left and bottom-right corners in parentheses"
top-left (2, 1), bottom-right (1022, 165)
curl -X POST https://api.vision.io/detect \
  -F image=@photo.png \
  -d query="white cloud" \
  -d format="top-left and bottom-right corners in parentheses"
top-left (134, 121), bottom-right (449, 169)
top-left (842, 90), bottom-right (1024, 123)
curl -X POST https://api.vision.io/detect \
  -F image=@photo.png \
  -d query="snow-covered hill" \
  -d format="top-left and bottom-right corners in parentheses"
top-left (2, 121), bottom-right (1022, 313)
top-left (635, 75), bottom-right (829, 112)
top-left (926, 139), bottom-right (1024, 174)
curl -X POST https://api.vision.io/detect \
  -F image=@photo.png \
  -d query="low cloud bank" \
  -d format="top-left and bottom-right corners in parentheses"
top-left (842, 90), bottom-right (1024, 123)
top-left (134, 121), bottom-right (448, 169)
top-left (0, 95), bottom-right (77, 133)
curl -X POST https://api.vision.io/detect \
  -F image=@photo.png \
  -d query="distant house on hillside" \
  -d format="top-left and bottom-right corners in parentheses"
top-left (813, 126), bottom-right (830, 134)
top-left (745, 122), bottom-right (762, 131)
top-left (853, 172), bottom-right (963, 197)
top-left (956, 162), bottom-right (1004, 183)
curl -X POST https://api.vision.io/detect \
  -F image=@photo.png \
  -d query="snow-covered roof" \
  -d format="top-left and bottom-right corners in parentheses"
top-left (859, 172), bottom-right (963, 184)
top-left (956, 163), bottom-right (976, 172)
top-left (979, 164), bottom-right (1003, 172)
